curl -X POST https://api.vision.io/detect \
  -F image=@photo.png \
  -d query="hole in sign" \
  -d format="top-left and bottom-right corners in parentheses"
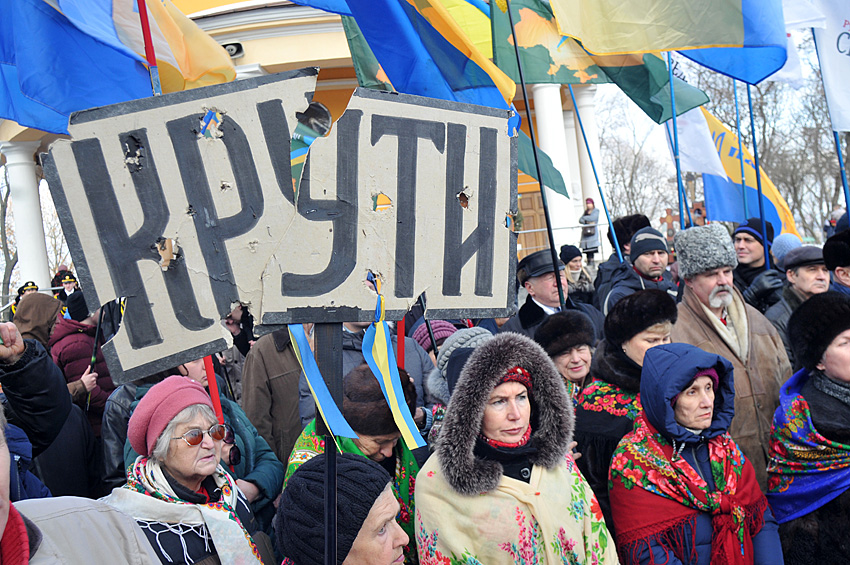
top-left (372, 193), bottom-right (392, 212)
top-left (457, 191), bottom-right (469, 209)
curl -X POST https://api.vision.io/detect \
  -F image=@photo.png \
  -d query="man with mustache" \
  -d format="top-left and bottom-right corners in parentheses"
top-left (765, 246), bottom-right (830, 367)
top-left (671, 223), bottom-right (791, 490)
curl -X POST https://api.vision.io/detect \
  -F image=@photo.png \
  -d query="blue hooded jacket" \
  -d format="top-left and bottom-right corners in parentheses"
top-left (623, 343), bottom-right (783, 565)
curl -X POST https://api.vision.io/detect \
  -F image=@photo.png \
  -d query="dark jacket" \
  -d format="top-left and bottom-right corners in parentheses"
top-left (101, 382), bottom-right (140, 492)
top-left (0, 340), bottom-right (71, 456)
top-left (342, 328), bottom-right (434, 409)
top-left (734, 264), bottom-right (783, 313)
top-left (33, 404), bottom-right (104, 498)
top-left (48, 318), bottom-right (115, 435)
top-left (603, 263), bottom-right (678, 315)
top-left (764, 283), bottom-right (805, 368)
top-left (593, 252), bottom-right (628, 311)
top-left (500, 294), bottom-right (604, 342)
top-left (616, 344), bottom-right (782, 565)
top-left (6, 424), bottom-right (51, 502)
top-left (123, 382), bottom-right (285, 534)
top-left (574, 339), bottom-right (643, 533)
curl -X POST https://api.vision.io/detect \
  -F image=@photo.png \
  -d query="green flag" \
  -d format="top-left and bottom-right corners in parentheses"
top-left (518, 130), bottom-right (568, 198)
top-left (588, 49), bottom-right (710, 124)
top-left (491, 0), bottom-right (611, 85)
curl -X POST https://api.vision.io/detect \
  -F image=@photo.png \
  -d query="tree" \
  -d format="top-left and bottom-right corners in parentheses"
top-left (595, 86), bottom-right (678, 223)
top-left (0, 166), bottom-right (18, 320)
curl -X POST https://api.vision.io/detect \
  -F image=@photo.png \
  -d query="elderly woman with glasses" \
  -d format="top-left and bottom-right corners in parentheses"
top-left (105, 376), bottom-right (275, 564)
top-left (120, 359), bottom-right (285, 536)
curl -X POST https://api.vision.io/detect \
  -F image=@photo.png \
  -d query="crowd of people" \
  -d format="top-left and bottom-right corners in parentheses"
top-left (0, 213), bottom-right (849, 564)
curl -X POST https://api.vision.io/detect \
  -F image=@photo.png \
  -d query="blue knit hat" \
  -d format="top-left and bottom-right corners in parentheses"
top-left (772, 233), bottom-right (802, 270)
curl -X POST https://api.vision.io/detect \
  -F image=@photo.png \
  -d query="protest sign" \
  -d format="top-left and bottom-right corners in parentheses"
top-left (43, 68), bottom-right (517, 383)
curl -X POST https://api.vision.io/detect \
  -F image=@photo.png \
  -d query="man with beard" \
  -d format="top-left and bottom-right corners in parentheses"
top-left (670, 223), bottom-right (791, 490)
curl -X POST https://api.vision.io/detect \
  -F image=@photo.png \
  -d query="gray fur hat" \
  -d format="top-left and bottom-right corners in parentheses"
top-left (436, 332), bottom-right (573, 495)
top-left (674, 223), bottom-right (737, 280)
top-left (426, 327), bottom-right (493, 405)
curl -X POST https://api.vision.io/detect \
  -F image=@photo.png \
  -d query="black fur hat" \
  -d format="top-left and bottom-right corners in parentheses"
top-left (604, 289), bottom-right (678, 348)
top-left (343, 363), bottom-right (416, 436)
top-left (824, 229), bottom-right (850, 270)
top-left (534, 311), bottom-right (596, 358)
top-left (788, 292), bottom-right (850, 371)
top-left (436, 332), bottom-right (572, 495)
top-left (607, 214), bottom-right (651, 250)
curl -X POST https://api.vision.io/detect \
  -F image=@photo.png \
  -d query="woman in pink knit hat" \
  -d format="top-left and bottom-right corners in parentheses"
top-left (103, 376), bottom-right (274, 564)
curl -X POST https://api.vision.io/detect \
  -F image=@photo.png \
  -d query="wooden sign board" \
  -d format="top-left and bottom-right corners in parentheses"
top-left (43, 69), bottom-right (517, 383)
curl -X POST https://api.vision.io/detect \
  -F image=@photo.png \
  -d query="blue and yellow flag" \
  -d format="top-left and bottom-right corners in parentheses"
top-left (549, 0), bottom-right (787, 84)
top-left (700, 108), bottom-right (799, 236)
top-left (361, 286), bottom-right (426, 450)
top-left (0, 0), bottom-right (235, 134)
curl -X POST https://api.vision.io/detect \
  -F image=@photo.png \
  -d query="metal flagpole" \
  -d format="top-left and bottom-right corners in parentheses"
top-left (746, 83), bottom-right (772, 269)
top-left (567, 85), bottom-right (623, 263)
top-left (505, 0), bottom-right (566, 310)
top-left (666, 52), bottom-right (690, 229)
top-left (834, 131), bottom-right (850, 210)
top-left (733, 79), bottom-right (750, 217)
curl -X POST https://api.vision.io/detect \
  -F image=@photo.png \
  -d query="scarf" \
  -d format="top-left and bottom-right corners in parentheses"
top-left (286, 419), bottom-right (420, 552)
top-left (610, 415), bottom-right (767, 565)
top-left (0, 505), bottom-right (30, 565)
top-left (577, 379), bottom-right (642, 421)
top-left (697, 291), bottom-right (749, 361)
top-left (767, 369), bottom-right (850, 523)
top-left (107, 457), bottom-right (263, 564)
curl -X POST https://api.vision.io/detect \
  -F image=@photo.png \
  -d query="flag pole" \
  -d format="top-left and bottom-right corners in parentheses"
top-left (811, 30), bottom-right (850, 212)
top-left (746, 83), bottom-right (771, 269)
top-left (136, 0), bottom-right (163, 96)
top-left (732, 80), bottom-right (750, 217)
top-left (567, 85), bottom-right (623, 263)
top-left (833, 131), bottom-right (850, 211)
top-left (505, 0), bottom-right (565, 309)
top-left (666, 52), bottom-right (690, 229)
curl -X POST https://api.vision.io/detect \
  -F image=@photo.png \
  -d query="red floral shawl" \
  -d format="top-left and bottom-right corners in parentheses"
top-left (609, 414), bottom-right (767, 565)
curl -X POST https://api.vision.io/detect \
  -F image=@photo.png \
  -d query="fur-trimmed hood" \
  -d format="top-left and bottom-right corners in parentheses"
top-left (436, 332), bottom-right (573, 495)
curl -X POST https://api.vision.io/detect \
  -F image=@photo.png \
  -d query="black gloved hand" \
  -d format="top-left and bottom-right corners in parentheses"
top-left (743, 270), bottom-right (783, 309)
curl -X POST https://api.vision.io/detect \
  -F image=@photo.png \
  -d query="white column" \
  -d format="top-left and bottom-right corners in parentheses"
top-left (561, 105), bottom-right (582, 201)
top-left (0, 142), bottom-right (51, 290)
top-left (570, 84), bottom-right (604, 204)
top-left (531, 83), bottom-right (579, 250)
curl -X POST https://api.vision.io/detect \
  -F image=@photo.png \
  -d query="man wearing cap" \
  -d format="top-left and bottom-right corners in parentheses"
top-left (10, 281), bottom-right (38, 319)
top-left (733, 218), bottom-right (783, 313)
top-left (593, 214), bottom-right (652, 311)
top-left (602, 226), bottom-right (678, 314)
top-left (765, 246), bottom-right (830, 366)
top-left (671, 223), bottom-right (791, 489)
top-left (501, 249), bottom-right (604, 341)
top-left (824, 229), bottom-right (850, 296)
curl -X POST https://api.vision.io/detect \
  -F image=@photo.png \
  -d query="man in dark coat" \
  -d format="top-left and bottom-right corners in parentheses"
top-left (592, 214), bottom-right (651, 311)
top-left (733, 218), bottom-right (783, 313)
top-left (501, 249), bottom-right (604, 341)
top-left (764, 246), bottom-right (830, 366)
top-left (602, 227), bottom-right (678, 314)
top-left (824, 228), bottom-right (850, 296)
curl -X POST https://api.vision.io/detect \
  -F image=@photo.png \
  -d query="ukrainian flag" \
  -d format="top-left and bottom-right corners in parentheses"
top-left (0, 0), bottom-right (235, 134)
top-left (550, 0), bottom-right (787, 84)
top-left (700, 108), bottom-right (799, 236)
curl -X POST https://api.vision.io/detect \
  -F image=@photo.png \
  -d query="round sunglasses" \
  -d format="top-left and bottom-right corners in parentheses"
top-left (171, 423), bottom-right (227, 446)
